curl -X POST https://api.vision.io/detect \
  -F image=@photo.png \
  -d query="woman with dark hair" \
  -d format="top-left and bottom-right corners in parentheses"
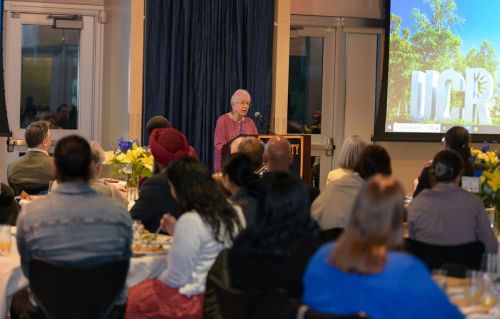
top-left (303, 175), bottom-right (463, 319)
top-left (408, 150), bottom-right (497, 253)
top-left (413, 126), bottom-right (473, 197)
top-left (227, 172), bottom-right (321, 298)
top-left (221, 153), bottom-right (260, 226)
top-left (126, 157), bottom-right (245, 319)
top-left (311, 144), bottom-right (392, 230)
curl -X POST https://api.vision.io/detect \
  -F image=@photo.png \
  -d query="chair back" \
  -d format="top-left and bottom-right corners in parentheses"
top-left (294, 303), bottom-right (368, 319)
top-left (209, 276), bottom-right (252, 319)
top-left (29, 257), bottom-right (129, 319)
top-left (404, 238), bottom-right (485, 271)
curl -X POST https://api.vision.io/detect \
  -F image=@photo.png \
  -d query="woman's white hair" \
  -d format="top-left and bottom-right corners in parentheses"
top-left (230, 89), bottom-right (251, 105)
top-left (337, 135), bottom-right (367, 170)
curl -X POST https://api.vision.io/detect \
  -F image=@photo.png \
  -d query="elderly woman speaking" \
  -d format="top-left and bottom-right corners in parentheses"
top-left (213, 89), bottom-right (258, 172)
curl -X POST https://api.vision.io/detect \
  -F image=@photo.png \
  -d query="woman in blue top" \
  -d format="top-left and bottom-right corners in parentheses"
top-left (302, 175), bottom-right (463, 319)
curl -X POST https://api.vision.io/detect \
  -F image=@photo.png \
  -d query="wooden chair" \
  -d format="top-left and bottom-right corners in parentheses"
top-left (29, 257), bottom-right (129, 319)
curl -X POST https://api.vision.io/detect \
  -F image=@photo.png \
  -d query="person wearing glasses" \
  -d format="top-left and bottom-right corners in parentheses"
top-left (213, 89), bottom-right (258, 172)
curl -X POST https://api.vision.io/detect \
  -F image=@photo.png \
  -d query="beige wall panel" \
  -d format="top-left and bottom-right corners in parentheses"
top-left (380, 142), bottom-right (437, 195)
top-left (344, 33), bottom-right (377, 143)
top-left (101, 0), bottom-right (131, 148)
top-left (291, 0), bottom-right (382, 19)
top-left (10, 0), bottom-right (105, 5)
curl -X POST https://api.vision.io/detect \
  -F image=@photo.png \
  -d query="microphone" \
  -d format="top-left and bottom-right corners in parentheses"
top-left (254, 112), bottom-right (269, 128)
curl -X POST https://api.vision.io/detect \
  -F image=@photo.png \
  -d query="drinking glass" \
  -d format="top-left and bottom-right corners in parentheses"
top-left (466, 270), bottom-right (485, 306)
top-left (132, 220), bottom-right (143, 242)
top-left (0, 225), bottom-right (12, 255)
top-left (482, 253), bottom-right (499, 274)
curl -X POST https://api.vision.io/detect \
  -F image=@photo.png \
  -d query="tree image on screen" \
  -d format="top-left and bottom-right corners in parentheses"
top-left (387, 0), bottom-right (500, 133)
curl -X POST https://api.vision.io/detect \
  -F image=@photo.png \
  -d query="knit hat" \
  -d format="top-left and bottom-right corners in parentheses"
top-left (149, 128), bottom-right (196, 166)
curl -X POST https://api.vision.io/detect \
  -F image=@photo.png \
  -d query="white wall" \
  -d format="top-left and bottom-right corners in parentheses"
top-left (100, 0), bottom-right (131, 149)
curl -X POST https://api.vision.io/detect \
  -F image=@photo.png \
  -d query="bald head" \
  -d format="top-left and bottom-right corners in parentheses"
top-left (264, 136), bottom-right (292, 172)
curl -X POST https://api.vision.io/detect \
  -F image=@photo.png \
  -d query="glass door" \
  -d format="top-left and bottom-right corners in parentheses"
top-left (3, 12), bottom-right (97, 167)
top-left (288, 26), bottom-right (335, 189)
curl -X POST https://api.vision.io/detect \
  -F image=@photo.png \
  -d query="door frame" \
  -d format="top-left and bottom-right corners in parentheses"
top-left (1, 1), bottom-right (104, 182)
top-left (3, 1), bottom-right (104, 145)
top-left (284, 15), bottom-right (385, 190)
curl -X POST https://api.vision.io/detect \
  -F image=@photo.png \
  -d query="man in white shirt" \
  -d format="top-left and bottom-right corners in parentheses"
top-left (7, 121), bottom-right (54, 195)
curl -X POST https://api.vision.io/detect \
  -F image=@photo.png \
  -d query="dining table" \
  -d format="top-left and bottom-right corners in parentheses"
top-left (0, 227), bottom-right (168, 319)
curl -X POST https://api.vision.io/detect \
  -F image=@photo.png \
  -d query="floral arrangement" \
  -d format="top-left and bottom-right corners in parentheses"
top-left (104, 139), bottom-right (154, 187)
top-left (471, 146), bottom-right (500, 209)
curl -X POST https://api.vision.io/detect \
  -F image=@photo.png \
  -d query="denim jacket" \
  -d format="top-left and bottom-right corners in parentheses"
top-left (16, 182), bottom-right (132, 303)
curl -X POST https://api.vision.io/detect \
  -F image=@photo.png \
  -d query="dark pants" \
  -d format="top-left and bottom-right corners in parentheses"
top-left (10, 287), bottom-right (126, 319)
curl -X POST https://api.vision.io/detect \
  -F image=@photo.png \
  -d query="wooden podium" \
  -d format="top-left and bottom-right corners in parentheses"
top-left (258, 135), bottom-right (311, 183)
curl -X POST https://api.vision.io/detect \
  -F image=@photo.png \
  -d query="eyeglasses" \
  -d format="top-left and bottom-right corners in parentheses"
top-left (235, 100), bottom-right (251, 106)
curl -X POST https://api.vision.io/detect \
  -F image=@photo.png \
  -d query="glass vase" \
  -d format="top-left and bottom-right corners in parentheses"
top-left (486, 207), bottom-right (500, 237)
top-left (127, 176), bottom-right (139, 202)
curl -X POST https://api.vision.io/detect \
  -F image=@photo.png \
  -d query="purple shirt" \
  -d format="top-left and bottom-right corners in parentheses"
top-left (213, 114), bottom-right (258, 172)
top-left (408, 183), bottom-right (497, 253)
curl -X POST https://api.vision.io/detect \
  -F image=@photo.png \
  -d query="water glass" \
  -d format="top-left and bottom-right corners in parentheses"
top-left (482, 253), bottom-right (499, 274)
top-left (132, 220), bottom-right (143, 242)
top-left (0, 225), bottom-right (12, 255)
top-left (127, 186), bottom-right (139, 203)
top-left (465, 271), bottom-right (482, 306)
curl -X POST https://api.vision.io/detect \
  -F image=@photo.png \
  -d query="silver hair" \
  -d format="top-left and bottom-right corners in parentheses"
top-left (230, 89), bottom-right (251, 105)
top-left (89, 141), bottom-right (105, 166)
top-left (337, 135), bottom-right (367, 170)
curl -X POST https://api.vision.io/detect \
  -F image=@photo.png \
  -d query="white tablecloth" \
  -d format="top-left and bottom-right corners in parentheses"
top-left (0, 228), bottom-right (167, 319)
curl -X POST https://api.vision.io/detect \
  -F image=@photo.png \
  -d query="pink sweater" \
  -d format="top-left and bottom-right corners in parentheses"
top-left (213, 114), bottom-right (258, 172)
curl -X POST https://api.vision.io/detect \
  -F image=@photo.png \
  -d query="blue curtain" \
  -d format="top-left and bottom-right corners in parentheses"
top-left (143, 0), bottom-right (274, 171)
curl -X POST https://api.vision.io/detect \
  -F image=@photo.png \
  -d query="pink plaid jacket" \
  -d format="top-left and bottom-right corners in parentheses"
top-left (213, 114), bottom-right (258, 172)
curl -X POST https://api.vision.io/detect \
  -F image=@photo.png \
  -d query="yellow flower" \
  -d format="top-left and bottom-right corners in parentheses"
top-left (104, 139), bottom-right (153, 180)
top-left (478, 153), bottom-right (488, 160)
top-left (103, 151), bottom-right (116, 165)
top-left (116, 152), bottom-right (131, 163)
top-left (484, 168), bottom-right (500, 192)
top-left (132, 146), bottom-right (145, 159)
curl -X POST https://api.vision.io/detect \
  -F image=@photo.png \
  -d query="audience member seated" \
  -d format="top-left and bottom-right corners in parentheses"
top-left (89, 142), bottom-right (128, 205)
top-left (130, 128), bottom-right (196, 232)
top-left (7, 121), bottom-right (54, 195)
top-left (11, 135), bottom-right (132, 319)
top-left (126, 157), bottom-right (245, 319)
top-left (232, 136), bottom-right (265, 172)
top-left (311, 144), bottom-right (391, 230)
top-left (302, 175), bottom-right (463, 319)
top-left (228, 172), bottom-right (321, 299)
top-left (0, 183), bottom-right (21, 225)
top-left (414, 126), bottom-right (474, 198)
top-left (326, 135), bottom-right (366, 185)
top-left (49, 141), bottom-right (128, 207)
top-left (221, 154), bottom-right (260, 226)
top-left (264, 135), bottom-right (319, 202)
top-left (145, 115), bottom-right (172, 174)
top-left (145, 115), bottom-right (171, 138)
top-left (408, 150), bottom-right (497, 253)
